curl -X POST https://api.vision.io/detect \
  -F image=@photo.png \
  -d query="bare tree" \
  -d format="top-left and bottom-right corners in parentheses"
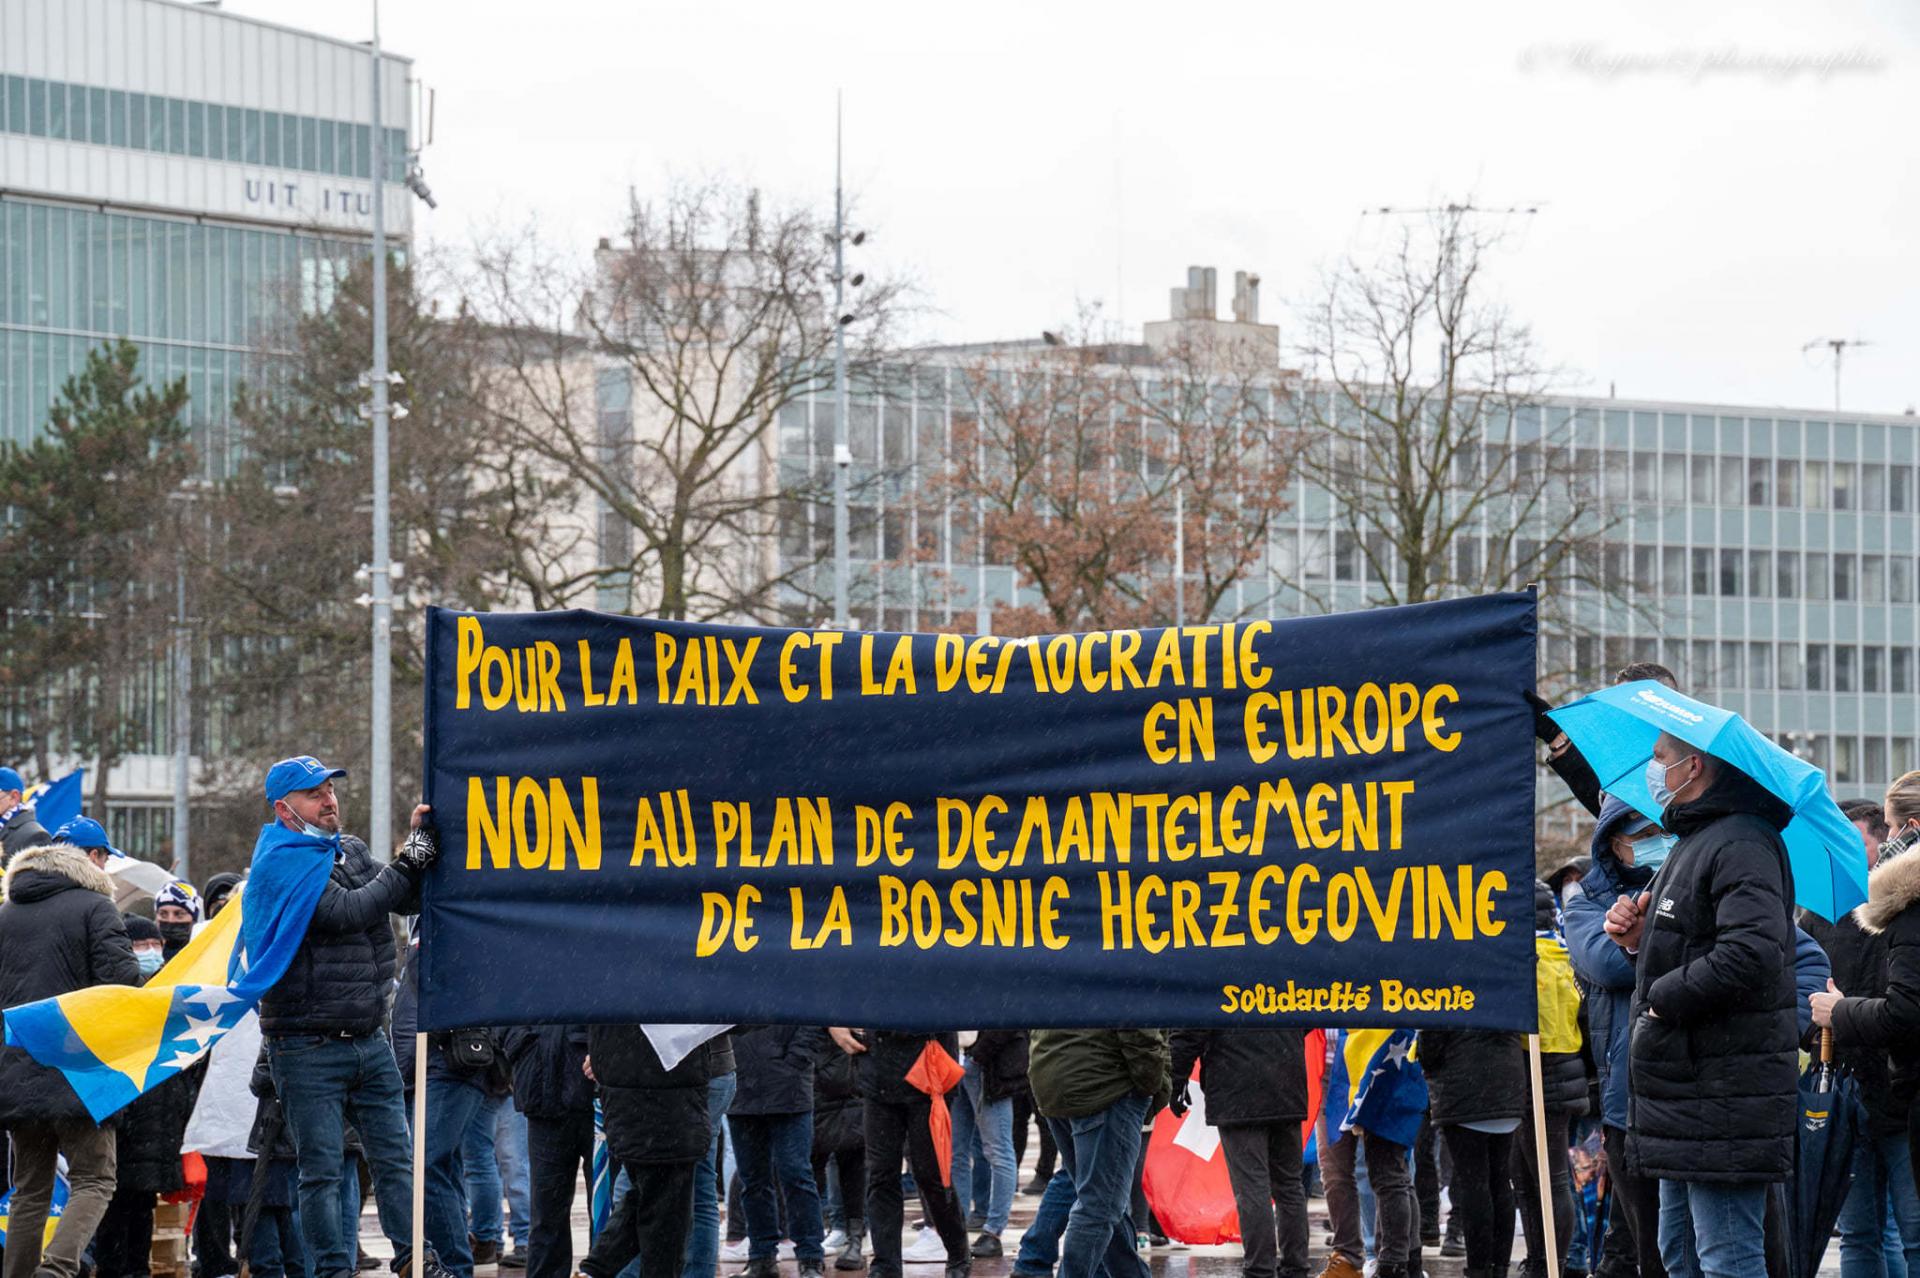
top-left (1288, 203), bottom-right (1617, 635)
top-left (922, 319), bottom-right (1295, 637)
top-left (471, 180), bottom-right (906, 623)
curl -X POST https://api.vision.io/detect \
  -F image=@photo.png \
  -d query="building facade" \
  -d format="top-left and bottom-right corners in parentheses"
top-left (758, 278), bottom-right (1919, 809)
top-left (1, 0), bottom-right (412, 850)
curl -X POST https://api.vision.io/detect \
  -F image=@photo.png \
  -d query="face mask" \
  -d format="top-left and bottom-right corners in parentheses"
top-left (159, 922), bottom-right (194, 952)
top-left (135, 950), bottom-right (164, 977)
top-left (1629, 832), bottom-right (1678, 873)
top-left (1645, 755), bottom-right (1696, 809)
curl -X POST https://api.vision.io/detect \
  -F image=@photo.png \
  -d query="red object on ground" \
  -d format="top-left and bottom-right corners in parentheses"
top-left (1143, 1028), bottom-right (1328, 1245)
top-left (905, 1040), bottom-right (967, 1187)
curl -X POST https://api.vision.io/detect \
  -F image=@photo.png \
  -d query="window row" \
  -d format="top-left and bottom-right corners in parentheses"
top-left (1606, 452), bottom-right (1917, 512)
top-left (1, 73), bottom-right (406, 181)
top-left (1616, 544), bottom-right (1919, 603)
top-left (1769, 734), bottom-right (1916, 788)
top-left (1557, 634), bottom-right (1920, 695)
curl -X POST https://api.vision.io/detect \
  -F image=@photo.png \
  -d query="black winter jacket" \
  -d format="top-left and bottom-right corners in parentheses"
top-left (1168, 1028), bottom-right (1307, 1127)
top-left (1627, 767), bottom-right (1798, 1183)
top-left (1802, 903), bottom-right (1903, 1134)
top-left (0, 806), bottom-right (51, 860)
top-left (1422, 1029), bottom-right (1528, 1127)
top-left (502, 1025), bottom-right (595, 1120)
top-left (258, 834), bottom-right (418, 1037)
top-left (0, 844), bottom-right (141, 1124)
top-left (729, 1025), bottom-right (829, 1116)
top-left (589, 1024), bottom-right (717, 1164)
top-left (972, 1030), bottom-right (1030, 1103)
top-left (813, 1049), bottom-right (864, 1157)
top-left (858, 1031), bottom-right (960, 1105)
top-left (1831, 846), bottom-right (1920, 1130)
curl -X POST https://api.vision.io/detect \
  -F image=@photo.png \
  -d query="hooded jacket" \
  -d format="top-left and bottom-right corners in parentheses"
top-left (1626, 764), bottom-right (1799, 1183)
top-left (0, 843), bottom-right (142, 1123)
top-left (1029, 1029), bottom-right (1170, 1119)
top-left (1829, 845), bottom-right (1920, 1123)
top-left (257, 834), bottom-right (419, 1038)
top-left (501, 1025), bottom-right (595, 1120)
top-left (1533, 880), bottom-right (1592, 1115)
top-left (589, 1024), bottom-right (717, 1165)
top-left (972, 1029), bottom-right (1030, 1103)
top-left (1563, 798), bottom-right (1656, 1131)
top-left (1167, 1028), bottom-right (1308, 1127)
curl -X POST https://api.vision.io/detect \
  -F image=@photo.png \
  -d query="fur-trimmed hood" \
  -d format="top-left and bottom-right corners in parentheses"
top-left (3, 842), bottom-right (112, 902)
top-left (1854, 849), bottom-right (1920, 935)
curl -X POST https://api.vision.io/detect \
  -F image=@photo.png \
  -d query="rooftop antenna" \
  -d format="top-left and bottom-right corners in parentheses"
top-left (1802, 337), bottom-right (1873, 412)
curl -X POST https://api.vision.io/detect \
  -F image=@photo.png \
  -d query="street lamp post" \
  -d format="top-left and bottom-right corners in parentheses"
top-left (831, 94), bottom-right (851, 629)
top-left (366, 4), bottom-right (394, 860)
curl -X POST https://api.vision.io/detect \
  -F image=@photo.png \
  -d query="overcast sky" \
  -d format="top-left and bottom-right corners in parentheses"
top-left (231, 0), bottom-right (1918, 417)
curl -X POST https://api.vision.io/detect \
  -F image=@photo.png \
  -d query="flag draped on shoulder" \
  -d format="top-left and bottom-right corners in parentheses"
top-left (1327, 1028), bottom-right (1428, 1148)
top-left (2, 823), bottom-right (335, 1122)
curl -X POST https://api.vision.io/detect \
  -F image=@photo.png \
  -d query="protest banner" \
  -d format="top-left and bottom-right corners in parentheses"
top-left (417, 592), bottom-right (1538, 1030)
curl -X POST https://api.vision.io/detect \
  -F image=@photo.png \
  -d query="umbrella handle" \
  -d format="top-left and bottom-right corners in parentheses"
top-left (1821, 1026), bottom-right (1835, 1064)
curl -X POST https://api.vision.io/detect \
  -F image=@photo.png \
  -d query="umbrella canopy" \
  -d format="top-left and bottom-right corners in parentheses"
top-left (1547, 680), bottom-right (1867, 921)
top-left (105, 854), bottom-right (176, 912)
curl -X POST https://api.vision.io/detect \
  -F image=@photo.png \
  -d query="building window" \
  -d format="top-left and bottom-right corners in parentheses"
top-left (1778, 642), bottom-right (1803, 690)
top-left (1690, 456), bottom-right (1713, 505)
top-left (1334, 531), bottom-right (1361, 581)
top-left (1777, 459), bottom-right (1800, 506)
top-left (1868, 737), bottom-right (1889, 784)
top-left (1836, 736), bottom-right (1859, 784)
top-left (1863, 554), bottom-right (1887, 603)
top-left (1664, 546), bottom-right (1688, 595)
top-left (1633, 454), bottom-right (1657, 503)
top-left (1718, 457), bottom-right (1744, 506)
top-left (1777, 550), bottom-right (1800, 598)
top-left (1893, 466), bottom-right (1914, 513)
top-left (1834, 553), bottom-right (1857, 601)
top-left (1634, 544), bottom-right (1658, 591)
top-left (1748, 457), bottom-right (1771, 505)
top-left (1719, 548), bottom-right (1742, 597)
top-left (1864, 463), bottom-right (1888, 511)
top-left (1691, 548), bottom-right (1714, 596)
top-left (1896, 737), bottom-right (1917, 777)
top-left (1747, 549), bottom-right (1772, 597)
top-left (1807, 643), bottom-right (1829, 691)
top-left (1691, 639), bottom-right (1715, 688)
top-left (1865, 645), bottom-right (1886, 693)
top-left (1833, 462), bottom-right (1857, 511)
top-left (1806, 553), bottom-right (1830, 601)
top-left (1806, 460), bottom-right (1829, 510)
top-left (1663, 455), bottom-right (1687, 504)
top-left (1719, 640), bottom-right (1744, 688)
top-left (1895, 649), bottom-right (1915, 696)
top-left (1835, 645), bottom-right (1856, 693)
top-left (1895, 558), bottom-right (1916, 604)
top-left (1749, 640), bottom-right (1773, 690)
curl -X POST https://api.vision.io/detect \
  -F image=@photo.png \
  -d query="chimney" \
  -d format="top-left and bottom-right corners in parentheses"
top-left (1169, 265), bottom-right (1217, 320)
top-left (1232, 271), bottom-right (1261, 324)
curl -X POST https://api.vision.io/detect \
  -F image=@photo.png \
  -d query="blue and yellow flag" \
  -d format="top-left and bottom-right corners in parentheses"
top-left (1327, 1028), bottom-right (1428, 1148)
top-left (2, 824), bottom-right (335, 1122)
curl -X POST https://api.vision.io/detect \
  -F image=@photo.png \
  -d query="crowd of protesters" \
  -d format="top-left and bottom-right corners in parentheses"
top-left (3, 656), bottom-right (1920, 1278)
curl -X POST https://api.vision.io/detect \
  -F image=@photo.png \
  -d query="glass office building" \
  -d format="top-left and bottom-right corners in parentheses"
top-left (767, 357), bottom-right (1920, 807)
top-left (1, 0), bottom-right (412, 845)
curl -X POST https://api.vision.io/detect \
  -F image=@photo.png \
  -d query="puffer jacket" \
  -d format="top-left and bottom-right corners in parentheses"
top-left (1802, 900), bottom-right (1902, 1134)
top-left (858, 1031), bottom-right (960, 1105)
top-left (1563, 798), bottom-right (1655, 1132)
top-left (1831, 845), bottom-right (1920, 1127)
top-left (0, 844), bottom-right (141, 1123)
top-left (729, 1025), bottom-right (829, 1116)
top-left (1422, 1030), bottom-right (1528, 1127)
top-left (1029, 1029), bottom-right (1169, 1119)
top-left (813, 1048), bottom-right (864, 1158)
top-left (1168, 1028), bottom-right (1307, 1127)
top-left (589, 1025), bottom-right (717, 1165)
top-left (501, 1025), bottom-right (594, 1120)
top-left (0, 805), bottom-right (51, 860)
top-left (972, 1030), bottom-right (1029, 1102)
top-left (258, 834), bottom-right (418, 1037)
top-left (1627, 765), bottom-right (1799, 1183)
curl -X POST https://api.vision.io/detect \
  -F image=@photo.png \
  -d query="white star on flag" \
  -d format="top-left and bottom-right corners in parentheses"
top-left (182, 987), bottom-right (239, 1011)
top-left (1386, 1038), bottom-right (1411, 1067)
top-left (174, 1015), bottom-right (226, 1050)
top-left (162, 1049), bottom-right (206, 1071)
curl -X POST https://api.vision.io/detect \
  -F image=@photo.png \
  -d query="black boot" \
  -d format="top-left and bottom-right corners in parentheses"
top-left (1441, 1213), bottom-right (1466, 1257)
top-left (836, 1221), bottom-right (867, 1271)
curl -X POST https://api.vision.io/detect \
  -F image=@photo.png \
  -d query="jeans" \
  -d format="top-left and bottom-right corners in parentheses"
top-left (1047, 1093), bottom-right (1152, 1278)
top-left (950, 1062), bottom-right (1017, 1235)
top-left (251, 1201), bottom-right (310, 1278)
top-left (465, 1092), bottom-right (508, 1247)
top-left (684, 1072), bottom-right (737, 1278)
top-left (1658, 1179), bottom-right (1768, 1278)
top-left (267, 1031), bottom-right (418, 1278)
top-left (2, 1119), bottom-right (117, 1278)
top-left (865, 1097), bottom-right (969, 1276)
top-left (1012, 1168), bottom-right (1077, 1276)
top-left (524, 1113), bottom-right (594, 1278)
top-left (1441, 1125), bottom-right (1516, 1271)
top-left (1217, 1122), bottom-right (1310, 1278)
top-left (1320, 1130), bottom-right (1417, 1271)
top-left (423, 1075), bottom-right (487, 1278)
top-left (1839, 1131), bottom-right (1920, 1278)
top-left (731, 1111), bottom-right (826, 1263)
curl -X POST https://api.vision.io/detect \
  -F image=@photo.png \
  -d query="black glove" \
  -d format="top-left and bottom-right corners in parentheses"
top-left (1168, 1080), bottom-right (1190, 1118)
top-left (396, 825), bottom-right (440, 873)
top-left (1523, 689), bottom-right (1562, 744)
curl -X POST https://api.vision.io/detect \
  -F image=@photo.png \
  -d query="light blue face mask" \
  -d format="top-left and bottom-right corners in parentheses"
top-left (1629, 831), bottom-right (1678, 873)
top-left (135, 949), bottom-right (164, 978)
top-left (1645, 755), bottom-right (1697, 809)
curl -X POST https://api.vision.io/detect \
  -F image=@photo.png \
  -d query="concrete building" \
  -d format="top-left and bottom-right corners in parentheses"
top-left (759, 265), bottom-right (1920, 806)
top-left (1, 0), bottom-right (413, 851)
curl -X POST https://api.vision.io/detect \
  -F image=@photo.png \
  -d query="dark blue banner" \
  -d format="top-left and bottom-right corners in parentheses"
top-left (418, 593), bottom-right (1538, 1031)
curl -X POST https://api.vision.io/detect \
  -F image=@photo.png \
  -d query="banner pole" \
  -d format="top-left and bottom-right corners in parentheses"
top-left (412, 1028), bottom-right (428, 1275)
top-left (1527, 1031), bottom-right (1559, 1269)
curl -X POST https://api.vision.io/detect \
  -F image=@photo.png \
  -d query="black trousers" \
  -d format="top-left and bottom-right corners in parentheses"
top-left (1602, 1123), bottom-right (1665, 1278)
top-left (815, 1144), bottom-right (866, 1229)
top-left (1441, 1125), bottom-right (1517, 1271)
top-left (194, 1194), bottom-right (238, 1278)
top-left (1414, 1119), bottom-right (1441, 1242)
top-left (579, 1160), bottom-right (698, 1278)
top-left (1217, 1122), bottom-right (1310, 1278)
top-left (1013, 1090), bottom-right (1055, 1181)
top-left (93, 1185), bottom-right (155, 1278)
top-left (864, 1097), bottom-right (968, 1276)
top-left (526, 1113), bottom-right (595, 1278)
top-left (1514, 1109), bottom-right (1574, 1270)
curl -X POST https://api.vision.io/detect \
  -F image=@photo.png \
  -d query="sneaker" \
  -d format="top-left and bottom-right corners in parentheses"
top-left (778, 1242), bottom-right (797, 1261)
top-left (499, 1252), bottom-right (528, 1271)
top-left (799, 1265), bottom-right (826, 1278)
top-left (1021, 1176), bottom-right (1051, 1195)
top-left (472, 1242), bottom-right (501, 1268)
top-left (419, 1254), bottom-right (461, 1278)
top-left (824, 1230), bottom-right (850, 1252)
top-left (720, 1241), bottom-right (750, 1263)
top-left (968, 1233), bottom-right (1000, 1260)
top-left (901, 1230), bottom-right (949, 1264)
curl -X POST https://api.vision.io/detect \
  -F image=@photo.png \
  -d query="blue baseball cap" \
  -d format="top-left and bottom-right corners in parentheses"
top-left (264, 756), bottom-right (348, 804)
top-left (0, 767), bottom-right (24, 792)
top-left (53, 817), bottom-right (123, 857)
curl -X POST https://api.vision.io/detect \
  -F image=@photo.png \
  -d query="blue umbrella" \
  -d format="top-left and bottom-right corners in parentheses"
top-left (1547, 680), bottom-right (1867, 921)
